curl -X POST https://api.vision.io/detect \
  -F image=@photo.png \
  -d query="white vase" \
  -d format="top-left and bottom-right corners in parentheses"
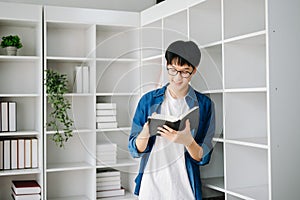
top-left (6, 46), bottom-right (17, 56)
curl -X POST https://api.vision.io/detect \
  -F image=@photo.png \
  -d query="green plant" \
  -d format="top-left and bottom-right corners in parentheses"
top-left (45, 69), bottom-right (73, 148)
top-left (0, 35), bottom-right (23, 49)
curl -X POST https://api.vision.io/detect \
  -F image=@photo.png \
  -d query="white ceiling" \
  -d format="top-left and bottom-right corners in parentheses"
top-left (0, 0), bottom-right (157, 12)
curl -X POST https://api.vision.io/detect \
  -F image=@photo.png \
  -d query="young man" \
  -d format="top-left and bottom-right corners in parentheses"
top-left (128, 40), bottom-right (215, 200)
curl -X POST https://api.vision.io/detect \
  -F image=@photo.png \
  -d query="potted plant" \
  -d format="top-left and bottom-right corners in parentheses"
top-left (0, 35), bottom-right (23, 56)
top-left (45, 69), bottom-right (73, 147)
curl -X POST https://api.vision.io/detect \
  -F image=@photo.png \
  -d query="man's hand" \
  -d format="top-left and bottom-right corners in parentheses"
top-left (157, 119), bottom-right (194, 147)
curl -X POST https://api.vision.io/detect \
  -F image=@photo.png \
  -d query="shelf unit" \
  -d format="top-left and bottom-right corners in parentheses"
top-left (141, 0), bottom-right (300, 199)
top-left (43, 5), bottom-right (139, 200)
top-left (0, 2), bottom-right (43, 200)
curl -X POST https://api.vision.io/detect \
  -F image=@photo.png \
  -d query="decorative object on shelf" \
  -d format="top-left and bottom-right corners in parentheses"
top-left (0, 35), bottom-right (23, 56)
top-left (45, 69), bottom-right (73, 148)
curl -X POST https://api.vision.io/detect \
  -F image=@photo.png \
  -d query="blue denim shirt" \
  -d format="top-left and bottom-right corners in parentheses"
top-left (128, 84), bottom-right (215, 200)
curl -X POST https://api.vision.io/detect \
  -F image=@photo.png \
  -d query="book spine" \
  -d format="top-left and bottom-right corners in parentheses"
top-left (31, 138), bottom-right (38, 168)
top-left (74, 65), bottom-right (83, 93)
top-left (82, 66), bottom-right (89, 93)
top-left (11, 139), bottom-right (18, 169)
top-left (96, 103), bottom-right (117, 110)
top-left (24, 139), bottom-right (31, 168)
top-left (8, 102), bottom-right (16, 132)
top-left (0, 140), bottom-right (3, 170)
top-left (18, 139), bottom-right (25, 169)
top-left (4, 139), bottom-right (10, 169)
top-left (1, 102), bottom-right (8, 132)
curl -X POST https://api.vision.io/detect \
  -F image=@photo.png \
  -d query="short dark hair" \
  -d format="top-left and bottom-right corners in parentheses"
top-left (165, 51), bottom-right (194, 68)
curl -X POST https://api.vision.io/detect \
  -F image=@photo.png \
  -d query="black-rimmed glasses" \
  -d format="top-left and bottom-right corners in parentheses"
top-left (167, 67), bottom-right (194, 78)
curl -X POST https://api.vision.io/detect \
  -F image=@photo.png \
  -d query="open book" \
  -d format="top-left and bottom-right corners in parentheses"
top-left (148, 106), bottom-right (199, 136)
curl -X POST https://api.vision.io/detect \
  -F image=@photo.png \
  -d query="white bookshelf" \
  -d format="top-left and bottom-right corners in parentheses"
top-left (141, 0), bottom-right (300, 199)
top-left (44, 5), bottom-right (139, 200)
top-left (0, 2), bottom-right (43, 200)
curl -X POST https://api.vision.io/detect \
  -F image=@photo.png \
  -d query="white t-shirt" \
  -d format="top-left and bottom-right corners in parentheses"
top-left (138, 89), bottom-right (195, 200)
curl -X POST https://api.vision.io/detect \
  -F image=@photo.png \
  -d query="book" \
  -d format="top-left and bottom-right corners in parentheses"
top-left (148, 106), bottom-right (199, 136)
top-left (96, 122), bottom-right (118, 129)
top-left (4, 139), bottom-right (10, 169)
top-left (18, 139), bottom-right (25, 169)
top-left (82, 66), bottom-right (89, 93)
top-left (24, 139), bottom-right (31, 168)
top-left (8, 102), bottom-right (16, 132)
top-left (96, 116), bottom-right (117, 123)
top-left (96, 109), bottom-right (117, 116)
top-left (96, 143), bottom-right (117, 152)
top-left (11, 139), bottom-right (18, 169)
top-left (1, 102), bottom-right (8, 132)
top-left (97, 176), bottom-right (121, 182)
top-left (97, 168), bottom-right (121, 177)
top-left (96, 188), bottom-right (125, 198)
top-left (31, 138), bottom-right (38, 168)
top-left (11, 180), bottom-right (41, 195)
top-left (11, 193), bottom-right (41, 200)
top-left (96, 103), bottom-right (116, 110)
top-left (0, 140), bottom-right (3, 170)
top-left (97, 184), bottom-right (121, 191)
top-left (74, 65), bottom-right (83, 93)
top-left (97, 180), bottom-right (121, 187)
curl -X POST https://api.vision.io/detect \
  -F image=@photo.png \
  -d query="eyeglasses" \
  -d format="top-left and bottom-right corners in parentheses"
top-left (167, 67), bottom-right (194, 78)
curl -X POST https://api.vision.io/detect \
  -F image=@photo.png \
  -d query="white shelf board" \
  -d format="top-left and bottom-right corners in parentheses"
top-left (46, 129), bottom-right (93, 135)
top-left (227, 184), bottom-right (268, 200)
top-left (224, 87), bottom-right (267, 93)
top-left (96, 93), bottom-right (139, 96)
top-left (96, 127), bottom-right (131, 132)
top-left (0, 93), bottom-right (40, 97)
top-left (47, 56), bottom-right (93, 62)
top-left (96, 191), bottom-right (137, 200)
top-left (202, 177), bottom-right (225, 192)
top-left (63, 93), bottom-right (94, 97)
top-left (48, 195), bottom-right (90, 200)
top-left (226, 137), bottom-right (268, 149)
top-left (200, 89), bottom-right (224, 94)
top-left (46, 162), bottom-right (94, 172)
top-left (0, 168), bottom-right (41, 177)
top-left (0, 55), bottom-right (40, 61)
top-left (141, 54), bottom-right (163, 62)
top-left (199, 40), bottom-right (222, 49)
top-left (96, 58), bottom-right (139, 62)
top-left (224, 30), bottom-right (266, 44)
top-left (0, 130), bottom-right (39, 136)
top-left (96, 158), bottom-right (139, 169)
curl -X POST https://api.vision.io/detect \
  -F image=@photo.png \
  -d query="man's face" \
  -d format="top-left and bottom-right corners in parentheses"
top-left (167, 62), bottom-right (196, 93)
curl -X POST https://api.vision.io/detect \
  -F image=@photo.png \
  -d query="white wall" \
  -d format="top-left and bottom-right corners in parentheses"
top-left (0, 0), bottom-right (156, 11)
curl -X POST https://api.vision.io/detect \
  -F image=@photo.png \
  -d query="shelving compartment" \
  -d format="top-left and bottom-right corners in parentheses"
top-left (224, 0), bottom-right (265, 39)
top-left (0, 173), bottom-right (42, 200)
top-left (201, 142), bottom-right (224, 191)
top-left (96, 60), bottom-right (139, 94)
top-left (206, 93), bottom-right (223, 138)
top-left (46, 22), bottom-right (94, 58)
top-left (0, 60), bottom-right (41, 94)
top-left (0, 96), bottom-right (42, 131)
top-left (224, 92), bottom-right (267, 146)
top-left (0, 20), bottom-right (41, 56)
top-left (46, 60), bottom-right (94, 94)
top-left (141, 20), bottom-right (163, 59)
top-left (189, 0), bottom-right (222, 46)
top-left (46, 132), bottom-right (95, 171)
top-left (46, 96), bottom-right (94, 131)
top-left (47, 169), bottom-right (94, 199)
top-left (96, 95), bottom-right (138, 128)
top-left (96, 25), bottom-right (139, 59)
top-left (225, 143), bottom-right (269, 200)
top-left (224, 34), bottom-right (266, 89)
top-left (191, 44), bottom-right (222, 92)
top-left (163, 10), bottom-right (188, 49)
top-left (141, 57), bottom-right (164, 94)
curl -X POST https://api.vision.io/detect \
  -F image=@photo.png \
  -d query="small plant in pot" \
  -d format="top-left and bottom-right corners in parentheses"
top-left (45, 69), bottom-right (73, 148)
top-left (0, 35), bottom-right (23, 56)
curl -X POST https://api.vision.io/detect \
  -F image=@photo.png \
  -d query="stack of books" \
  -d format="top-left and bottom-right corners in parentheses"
top-left (0, 101), bottom-right (16, 132)
top-left (96, 168), bottom-right (125, 198)
top-left (96, 103), bottom-right (118, 129)
top-left (11, 180), bottom-right (41, 200)
top-left (96, 143), bottom-right (117, 165)
top-left (0, 138), bottom-right (38, 170)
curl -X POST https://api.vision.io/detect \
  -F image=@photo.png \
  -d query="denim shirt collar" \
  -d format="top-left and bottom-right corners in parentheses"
top-left (153, 83), bottom-right (199, 109)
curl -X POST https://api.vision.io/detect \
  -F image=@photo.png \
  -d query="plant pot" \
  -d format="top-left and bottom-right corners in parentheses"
top-left (6, 46), bottom-right (17, 56)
